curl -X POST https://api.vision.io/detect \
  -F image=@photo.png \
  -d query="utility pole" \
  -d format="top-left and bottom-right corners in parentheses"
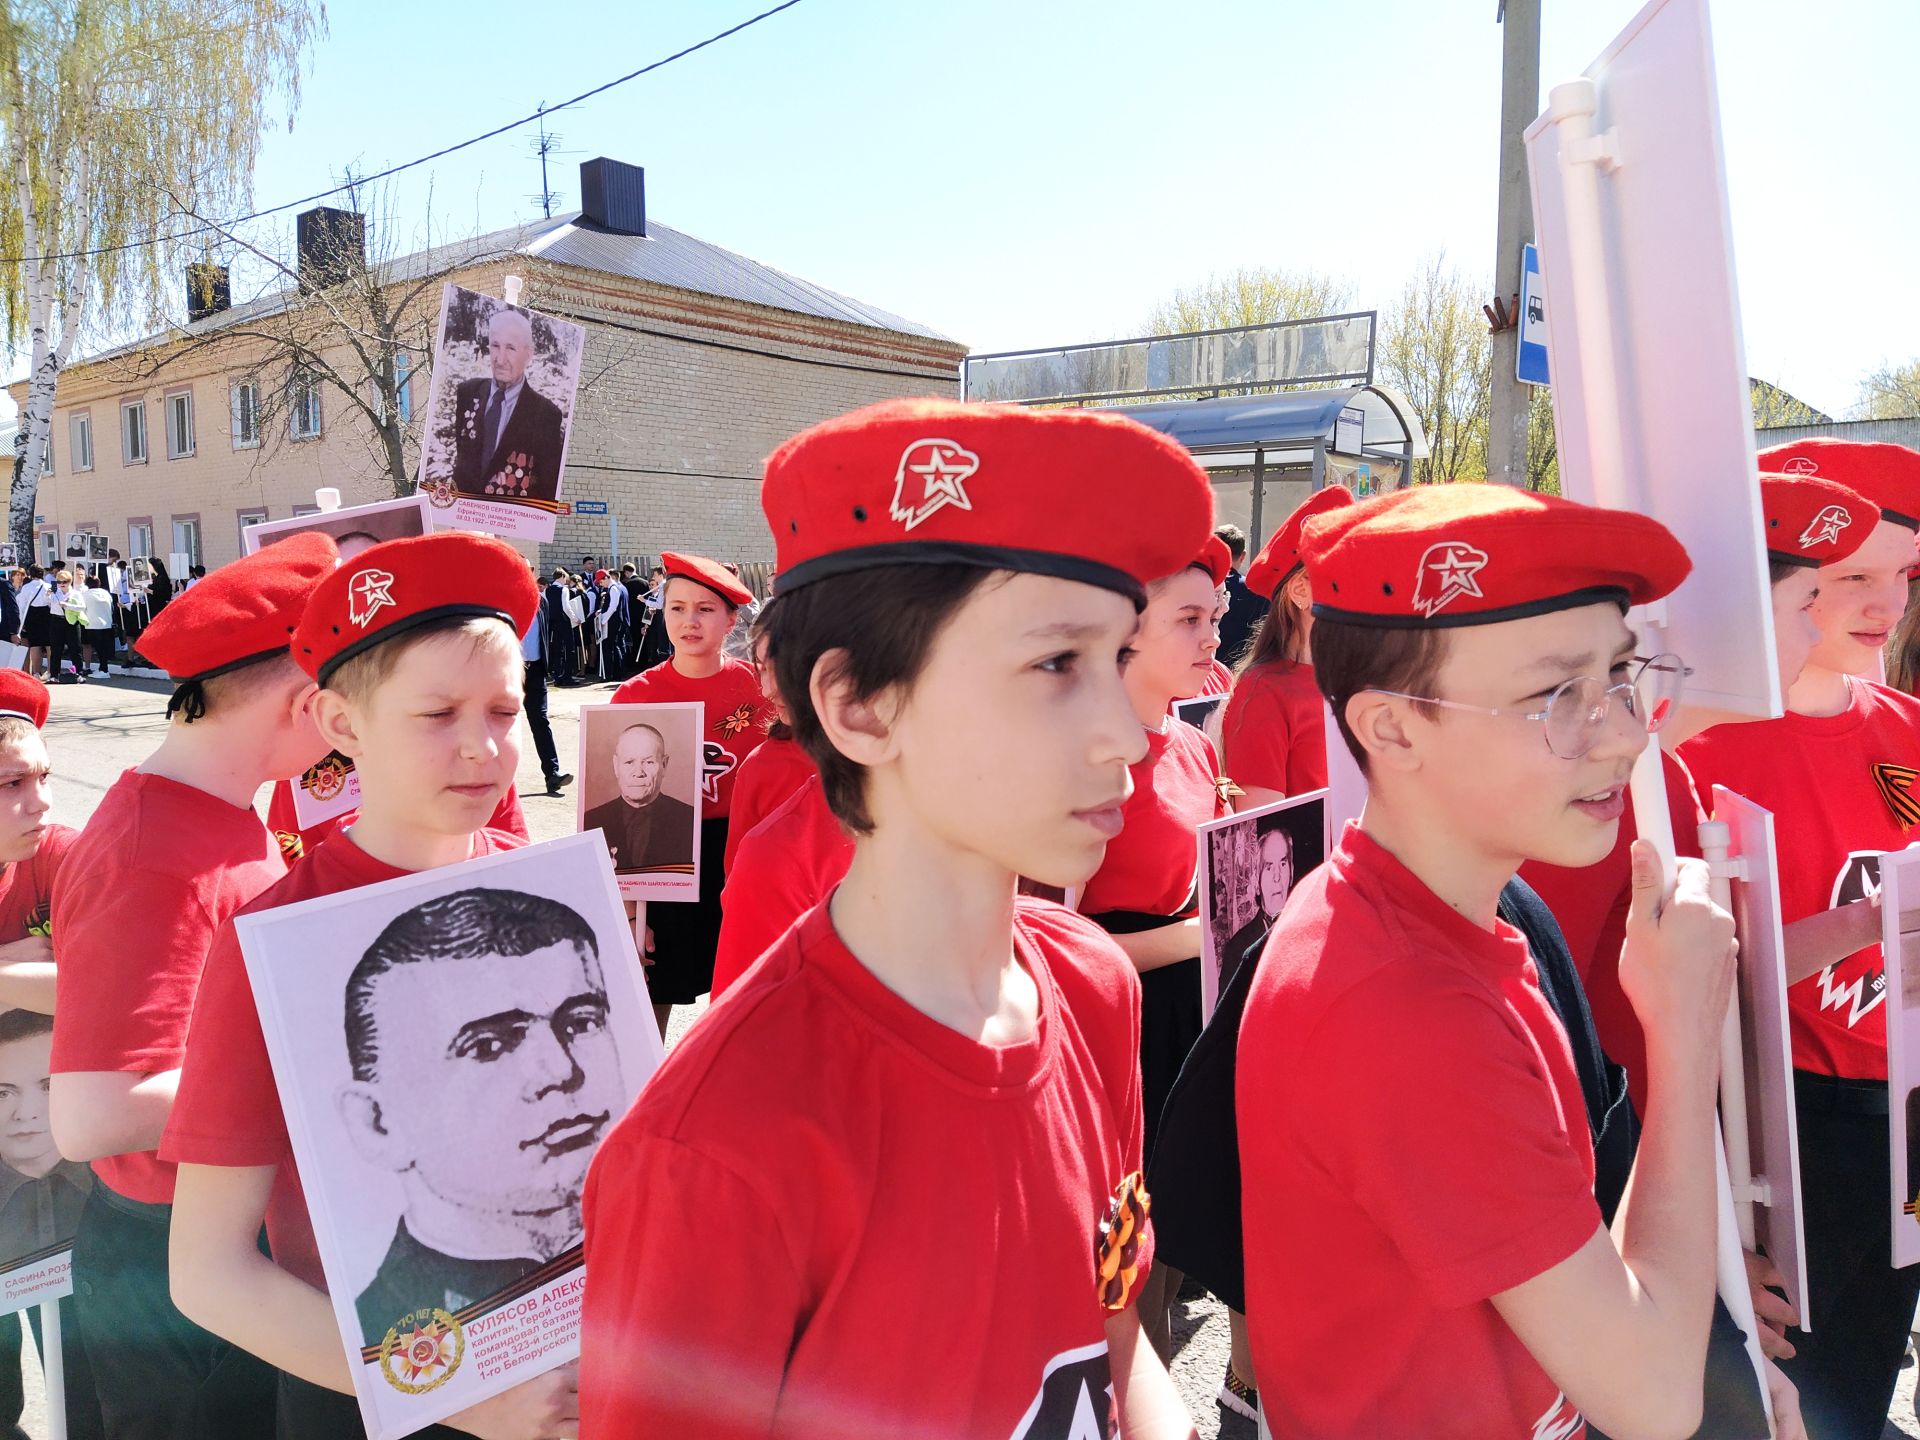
top-left (1487, 0), bottom-right (1541, 486)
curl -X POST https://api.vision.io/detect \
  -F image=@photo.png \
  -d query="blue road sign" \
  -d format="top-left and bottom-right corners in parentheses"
top-left (1518, 243), bottom-right (1550, 387)
top-left (574, 500), bottom-right (609, 515)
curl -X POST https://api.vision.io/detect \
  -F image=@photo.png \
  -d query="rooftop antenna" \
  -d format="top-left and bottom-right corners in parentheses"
top-left (528, 107), bottom-right (580, 219)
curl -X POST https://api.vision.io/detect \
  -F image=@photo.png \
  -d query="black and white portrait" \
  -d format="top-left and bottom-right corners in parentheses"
top-left (0, 1009), bottom-right (91, 1311)
top-left (1198, 793), bottom-right (1328, 1019)
top-left (233, 834), bottom-right (660, 1439)
top-left (416, 283), bottom-right (585, 544)
top-left (127, 555), bottom-right (152, 592)
top-left (576, 702), bottom-right (703, 901)
top-left (244, 495), bottom-right (431, 560)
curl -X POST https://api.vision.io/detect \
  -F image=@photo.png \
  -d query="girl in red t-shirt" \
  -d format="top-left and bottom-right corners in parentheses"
top-left (610, 553), bottom-right (769, 1033)
top-left (721, 619), bottom-right (816, 872)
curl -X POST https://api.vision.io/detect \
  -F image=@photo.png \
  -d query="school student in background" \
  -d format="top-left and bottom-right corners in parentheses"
top-left (1681, 439), bottom-right (1920, 1438)
top-left (47, 534), bottom-right (338, 1440)
top-left (164, 532), bottom-right (574, 1440)
top-left (1237, 485), bottom-right (1749, 1438)
top-left (609, 552), bottom-right (769, 1037)
top-left (581, 399), bottom-right (1210, 1439)
top-left (1219, 487), bottom-right (1351, 809)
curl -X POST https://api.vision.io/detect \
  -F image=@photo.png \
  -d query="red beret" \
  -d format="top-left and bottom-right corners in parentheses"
top-left (1759, 471), bottom-right (1874, 569)
top-left (659, 551), bottom-right (753, 608)
top-left (140, 532), bottom-right (339, 683)
top-left (1300, 484), bottom-right (1690, 628)
top-left (593, 569), bottom-right (610, 584)
top-left (762, 399), bottom-right (1215, 602)
top-left (0, 671), bottom-right (50, 728)
top-left (293, 533), bottom-right (540, 684)
top-left (1757, 438), bottom-right (1920, 531)
top-left (1193, 536), bottom-right (1231, 588)
top-left (1245, 486), bottom-right (1354, 599)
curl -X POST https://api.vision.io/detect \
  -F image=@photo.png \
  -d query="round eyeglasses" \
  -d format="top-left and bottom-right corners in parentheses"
top-left (1368, 653), bottom-right (1691, 761)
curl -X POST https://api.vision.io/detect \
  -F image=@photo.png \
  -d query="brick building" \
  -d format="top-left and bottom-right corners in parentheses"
top-left (7, 158), bottom-right (963, 575)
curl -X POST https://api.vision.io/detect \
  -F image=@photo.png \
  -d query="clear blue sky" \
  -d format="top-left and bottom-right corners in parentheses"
top-left (68, 0), bottom-right (1920, 418)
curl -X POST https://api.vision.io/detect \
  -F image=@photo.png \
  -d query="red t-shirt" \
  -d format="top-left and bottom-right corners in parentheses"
top-left (1078, 721), bottom-right (1224, 918)
top-left (1520, 749), bottom-right (1704, 1115)
top-left (581, 899), bottom-right (1149, 1440)
top-left (720, 735), bottom-right (815, 873)
top-left (711, 776), bottom-right (853, 999)
top-left (1680, 679), bottom-right (1920, 1080)
top-left (1221, 659), bottom-right (1326, 796)
top-left (51, 771), bottom-right (288, 1203)
top-left (162, 827), bottom-right (522, 1291)
top-left (1239, 822), bottom-right (1598, 1439)
top-left (0, 824), bottom-right (75, 942)
top-left (265, 781), bottom-right (529, 859)
top-left (610, 659), bottom-right (770, 820)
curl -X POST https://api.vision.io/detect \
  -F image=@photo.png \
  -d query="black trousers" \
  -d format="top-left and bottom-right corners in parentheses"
top-left (522, 660), bottom-right (561, 782)
top-left (70, 1185), bottom-right (276, 1440)
top-left (1774, 1072), bottom-right (1920, 1440)
top-left (48, 620), bottom-right (84, 679)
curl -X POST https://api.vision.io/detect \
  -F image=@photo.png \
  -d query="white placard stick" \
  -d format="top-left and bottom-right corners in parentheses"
top-left (503, 273), bottom-right (523, 307)
top-left (41, 1300), bottom-right (66, 1440)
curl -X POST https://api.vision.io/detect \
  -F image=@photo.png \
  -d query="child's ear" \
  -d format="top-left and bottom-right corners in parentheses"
top-left (311, 687), bottom-right (364, 761)
top-left (1286, 569), bottom-right (1313, 613)
top-left (1344, 691), bottom-right (1419, 774)
top-left (810, 647), bottom-right (900, 769)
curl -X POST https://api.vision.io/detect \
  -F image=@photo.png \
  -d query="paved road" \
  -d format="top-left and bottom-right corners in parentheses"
top-left (19, 674), bottom-right (1920, 1437)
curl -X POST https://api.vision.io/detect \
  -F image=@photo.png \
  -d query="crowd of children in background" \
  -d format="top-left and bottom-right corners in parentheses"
top-left (4, 409), bottom-right (1919, 1440)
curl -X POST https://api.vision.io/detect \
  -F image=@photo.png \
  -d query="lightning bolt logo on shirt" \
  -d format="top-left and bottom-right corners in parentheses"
top-left (1815, 965), bottom-right (1884, 1027)
top-left (1817, 851), bottom-right (1889, 1028)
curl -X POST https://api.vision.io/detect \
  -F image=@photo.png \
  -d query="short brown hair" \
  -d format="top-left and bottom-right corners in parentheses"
top-left (326, 617), bottom-right (520, 703)
top-left (168, 652), bottom-right (309, 725)
top-left (1214, 524), bottom-right (1247, 564)
top-left (764, 566), bottom-right (994, 834)
top-left (1309, 617), bottom-right (1449, 775)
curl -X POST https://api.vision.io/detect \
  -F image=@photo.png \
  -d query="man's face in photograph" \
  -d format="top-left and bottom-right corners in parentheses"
top-left (1257, 829), bottom-right (1295, 920)
top-left (612, 726), bottom-right (666, 807)
top-left (0, 1031), bottom-right (60, 1179)
top-left (352, 943), bottom-right (622, 1234)
top-left (487, 312), bottom-right (534, 389)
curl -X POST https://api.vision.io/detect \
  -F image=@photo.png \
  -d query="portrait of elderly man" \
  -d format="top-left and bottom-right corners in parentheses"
top-left (1222, 822), bottom-right (1295, 993)
top-left (582, 722), bottom-right (696, 873)
top-left (450, 307), bottom-right (567, 503)
top-left (338, 888), bottom-right (624, 1345)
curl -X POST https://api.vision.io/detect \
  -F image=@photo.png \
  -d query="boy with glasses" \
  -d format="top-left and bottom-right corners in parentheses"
top-left (1237, 485), bottom-right (1739, 1438)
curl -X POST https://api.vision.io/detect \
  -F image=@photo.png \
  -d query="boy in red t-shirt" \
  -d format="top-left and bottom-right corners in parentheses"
top-left (1681, 439), bottom-right (1920, 1437)
top-left (47, 534), bottom-right (338, 1439)
top-left (0, 671), bottom-right (71, 1015)
top-left (1238, 485), bottom-right (1741, 1439)
top-left (161, 533), bottom-right (574, 1440)
top-left (581, 399), bottom-right (1209, 1439)
top-left (609, 550), bottom-right (769, 1033)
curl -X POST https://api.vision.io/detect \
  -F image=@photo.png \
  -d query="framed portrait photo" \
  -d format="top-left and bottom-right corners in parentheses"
top-left (575, 702), bottom-right (704, 902)
top-left (243, 495), bottom-right (432, 559)
top-left (234, 833), bottom-right (663, 1440)
top-left (416, 283), bottom-right (586, 544)
top-left (1196, 790), bottom-right (1330, 1020)
top-left (0, 1008), bottom-right (90, 1316)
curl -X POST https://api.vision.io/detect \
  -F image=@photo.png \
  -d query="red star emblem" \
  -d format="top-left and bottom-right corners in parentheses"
top-left (890, 438), bottom-right (980, 531)
top-left (347, 568), bottom-right (396, 628)
top-left (1799, 504), bottom-right (1853, 550)
top-left (1410, 540), bottom-right (1489, 618)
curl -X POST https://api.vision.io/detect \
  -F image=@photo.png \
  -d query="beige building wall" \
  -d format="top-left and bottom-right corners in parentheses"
top-left (8, 257), bottom-right (961, 577)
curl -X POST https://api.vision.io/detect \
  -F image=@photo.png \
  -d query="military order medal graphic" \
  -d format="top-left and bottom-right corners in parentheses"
top-left (377, 1308), bottom-right (464, 1394)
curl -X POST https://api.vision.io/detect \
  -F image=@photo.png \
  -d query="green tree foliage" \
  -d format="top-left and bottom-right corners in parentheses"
top-left (1376, 252), bottom-right (1491, 485)
top-left (1854, 358), bottom-right (1920, 420)
top-left (1144, 265), bottom-right (1356, 335)
top-left (1, 0), bottom-right (323, 549)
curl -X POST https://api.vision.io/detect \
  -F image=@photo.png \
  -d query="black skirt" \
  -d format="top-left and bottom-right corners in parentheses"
top-left (22, 607), bottom-right (50, 647)
top-left (643, 816), bottom-right (728, 1004)
top-left (1088, 909), bottom-right (1201, 1169)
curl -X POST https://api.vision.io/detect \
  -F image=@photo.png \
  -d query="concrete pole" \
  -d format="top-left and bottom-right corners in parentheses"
top-left (1487, 0), bottom-right (1541, 486)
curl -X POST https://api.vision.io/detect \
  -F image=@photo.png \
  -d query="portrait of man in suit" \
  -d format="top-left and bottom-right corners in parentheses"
top-left (583, 723), bottom-right (696, 873)
top-left (450, 308), bottom-right (567, 504)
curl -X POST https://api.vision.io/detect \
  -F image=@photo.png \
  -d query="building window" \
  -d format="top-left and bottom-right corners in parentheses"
top-left (69, 412), bottom-right (92, 472)
top-left (237, 509), bottom-right (269, 553)
top-left (121, 400), bottom-right (148, 464)
top-left (288, 374), bottom-right (322, 440)
top-left (231, 381), bottom-right (260, 449)
top-left (126, 522), bottom-right (153, 559)
top-left (37, 531), bottom-right (56, 568)
top-left (395, 351), bottom-right (413, 423)
top-left (164, 390), bottom-right (194, 459)
top-left (171, 517), bottom-right (201, 569)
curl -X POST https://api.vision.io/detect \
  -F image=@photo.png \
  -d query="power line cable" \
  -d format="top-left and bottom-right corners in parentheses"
top-left (1, 0), bottom-right (806, 267)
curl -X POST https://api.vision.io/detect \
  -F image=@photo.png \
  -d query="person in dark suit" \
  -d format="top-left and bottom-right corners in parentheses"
top-left (542, 568), bottom-right (578, 686)
top-left (1214, 524), bottom-right (1269, 668)
top-left (583, 724), bottom-right (696, 872)
top-left (450, 308), bottom-right (566, 503)
top-left (1220, 824), bottom-right (1293, 992)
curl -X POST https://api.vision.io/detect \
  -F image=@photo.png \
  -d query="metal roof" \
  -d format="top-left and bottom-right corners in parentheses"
top-left (1097, 385), bottom-right (1430, 459)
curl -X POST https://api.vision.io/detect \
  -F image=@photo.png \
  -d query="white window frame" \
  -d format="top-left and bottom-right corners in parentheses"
top-left (36, 531), bottom-right (56, 567)
top-left (288, 374), bottom-right (322, 441)
top-left (237, 509), bottom-right (268, 551)
top-left (164, 389), bottom-right (194, 459)
top-left (126, 522), bottom-right (153, 559)
top-left (394, 350), bottom-right (413, 424)
top-left (231, 380), bottom-right (260, 449)
top-left (69, 411), bottom-right (92, 472)
top-left (121, 400), bottom-right (148, 465)
top-left (171, 517), bottom-right (202, 568)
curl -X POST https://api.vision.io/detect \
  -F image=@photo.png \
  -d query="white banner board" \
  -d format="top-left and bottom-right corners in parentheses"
top-left (1876, 845), bottom-right (1920, 1270)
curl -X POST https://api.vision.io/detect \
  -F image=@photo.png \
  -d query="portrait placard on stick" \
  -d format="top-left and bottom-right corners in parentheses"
top-left (575, 703), bottom-right (704, 903)
top-left (0, 1009), bottom-right (89, 1317)
top-left (244, 496), bottom-right (431, 558)
top-left (416, 283), bottom-right (586, 544)
top-left (1197, 791), bottom-right (1328, 1021)
top-left (235, 834), bottom-right (662, 1440)
top-left (289, 751), bottom-right (361, 832)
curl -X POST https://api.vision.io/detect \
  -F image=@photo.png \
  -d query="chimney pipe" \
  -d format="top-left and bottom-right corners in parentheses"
top-left (186, 263), bottom-right (230, 322)
top-left (578, 159), bottom-right (646, 237)
top-left (296, 207), bottom-right (367, 291)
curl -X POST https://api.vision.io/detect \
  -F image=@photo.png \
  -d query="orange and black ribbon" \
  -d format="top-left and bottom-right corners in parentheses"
top-left (1873, 762), bottom-right (1920, 830)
